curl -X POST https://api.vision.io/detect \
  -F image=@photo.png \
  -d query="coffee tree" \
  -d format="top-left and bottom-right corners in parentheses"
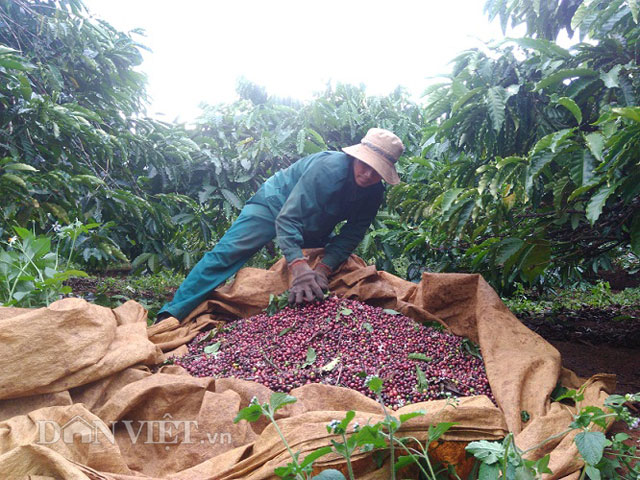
top-left (387, 0), bottom-right (640, 292)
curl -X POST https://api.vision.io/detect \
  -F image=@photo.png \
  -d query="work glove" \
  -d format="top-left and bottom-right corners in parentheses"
top-left (313, 262), bottom-right (332, 291)
top-left (288, 259), bottom-right (325, 304)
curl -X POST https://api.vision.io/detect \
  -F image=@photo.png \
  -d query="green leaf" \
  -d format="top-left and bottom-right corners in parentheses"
top-left (534, 69), bottom-right (599, 91)
top-left (382, 308), bottom-right (400, 315)
top-left (339, 308), bottom-right (353, 316)
top-left (575, 431), bottom-right (606, 465)
top-left (520, 243), bottom-right (551, 281)
top-left (337, 410), bottom-right (356, 431)
top-left (534, 454), bottom-right (552, 474)
top-left (148, 253), bottom-right (158, 273)
top-left (462, 338), bottom-right (482, 359)
top-left (630, 212), bottom-right (640, 256)
top-left (478, 462), bottom-right (500, 480)
top-left (556, 97), bottom-right (582, 124)
top-left (274, 465), bottom-right (294, 477)
top-left (362, 322), bottom-right (374, 333)
top-left (486, 86), bottom-right (509, 133)
top-left (278, 326), bottom-right (293, 336)
top-left (408, 353), bottom-right (432, 361)
top-left (527, 152), bottom-right (554, 186)
top-left (585, 465), bottom-right (601, 480)
top-left (441, 188), bottom-right (464, 213)
top-left (0, 45), bottom-right (19, 55)
top-left (132, 252), bottom-right (152, 269)
top-left (451, 87), bottom-right (483, 113)
top-left (586, 182), bottom-right (619, 225)
top-left (514, 465), bottom-right (535, 480)
top-left (552, 387), bottom-right (583, 403)
top-left (495, 238), bottom-right (524, 264)
top-left (354, 424), bottom-right (387, 450)
top-left (198, 330), bottom-right (216, 343)
top-left (233, 404), bottom-right (263, 423)
top-left (72, 174), bottom-right (105, 187)
top-left (550, 128), bottom-right (575, 153)
top-left (0, 56), bottom-right (34, 71)
top-left (300, 446), bottom-right (332, 468)
top-left (584, 133), bottom-right (604, 163)
top-left (504, 37), bottom-right (571, 58)
top-left (394, 455), bottom-right (415, 472)
top-left (567, 181), bottom-right (601, 202)
top-left (269, 392), bottom-right (297, 413)
top-left (532, 132), bottom-right (555, 155)
top-left (13, 290), bottom-right (32, 301)
top-left (466, 440), bottom-right (505, 464)
top-left (600, 65), bottom-right (622, 89)
top-left (428, 421), bottom-right (457, 442)
top-left (220, 188), bottom-right (243, 209)
top-left (399, 410), bottom-right (425, 423)
top-left (496, 156), bottom-right (525, 169)
top-left (366, 376), bottom-right (383, 393)
top-left (571, 2), bottom-right (590, 29)
top-left (572, 406), bottom-right (608, 429)
top-left (1, 173), bottom-right (27, 188)
top-left (312, 468), bottom-right (347, 480)
top-left (302, 347), bottom-right (317, 367)
top-left (612, 107), bottom-right (640, 123)
top-left (203, 341), bottom-right (221, 355)
top-left (416, 365), bottom-right (429, 390)
top-left (3, 163), bottom-right (38, 172)
top-left (629, 0), bottom-right (639, 23)
top-left (569, 150), bottom-right (596, 187)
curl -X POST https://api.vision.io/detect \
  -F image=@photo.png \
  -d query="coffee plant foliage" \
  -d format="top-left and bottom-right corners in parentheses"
top-left (0, 0), bottom-right (206, 272)
top-left (0, 0), bottom-right (423, 275)
top-left (386, 0), bottom-right (640, 292)
top-left (3, 0), bottom-right (639, 293)
top-left (192, 80), bottom-right (425, 274)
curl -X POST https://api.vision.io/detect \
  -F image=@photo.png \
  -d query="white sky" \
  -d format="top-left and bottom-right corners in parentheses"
top-left (84, 0), bottom-right (520, 122)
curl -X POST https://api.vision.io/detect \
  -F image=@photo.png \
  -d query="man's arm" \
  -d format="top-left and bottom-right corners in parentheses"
top-left (274, 159), bottom-right (344, 262)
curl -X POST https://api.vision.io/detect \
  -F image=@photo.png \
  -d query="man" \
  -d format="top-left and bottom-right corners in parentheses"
top-left (156, 128), bottom-right (404, 322)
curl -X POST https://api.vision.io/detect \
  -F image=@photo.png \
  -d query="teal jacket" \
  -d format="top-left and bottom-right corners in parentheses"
top-left (247, 151), bottom-right (384, 269)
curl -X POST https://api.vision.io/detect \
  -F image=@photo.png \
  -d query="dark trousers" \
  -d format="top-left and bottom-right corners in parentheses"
top-left (159, 203), bottom-right (276, 320)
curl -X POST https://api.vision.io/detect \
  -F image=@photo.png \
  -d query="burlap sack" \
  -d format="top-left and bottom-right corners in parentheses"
top-left (0, 251), bottom-right (615, 479)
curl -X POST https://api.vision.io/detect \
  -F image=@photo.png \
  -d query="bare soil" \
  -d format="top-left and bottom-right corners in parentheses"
top-left (518, 305), bottom-right (640, 394)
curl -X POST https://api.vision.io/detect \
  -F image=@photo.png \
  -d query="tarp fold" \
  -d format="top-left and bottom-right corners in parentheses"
top-left (0, 251), bottom-right (615, 479)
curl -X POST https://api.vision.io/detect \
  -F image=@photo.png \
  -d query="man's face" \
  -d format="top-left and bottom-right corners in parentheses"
top-left (353, 159), bottom-right (382, 187)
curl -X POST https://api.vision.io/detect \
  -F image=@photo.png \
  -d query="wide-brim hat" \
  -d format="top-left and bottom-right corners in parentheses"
top-left (342, 128), bottom-right (404, 185)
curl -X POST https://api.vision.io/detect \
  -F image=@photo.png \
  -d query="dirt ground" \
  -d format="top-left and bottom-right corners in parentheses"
top-left (518, 305), bottom-right (640, 394)
top-left (518, 305), bottom-right (640, 455)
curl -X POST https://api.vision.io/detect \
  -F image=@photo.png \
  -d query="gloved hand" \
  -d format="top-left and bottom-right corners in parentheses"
top-left (313, 262), bottom-right (332, 291)
top-left (288, 259), bottom-right (324, 304)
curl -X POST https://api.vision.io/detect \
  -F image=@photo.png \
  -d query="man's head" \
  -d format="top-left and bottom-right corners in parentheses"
top-left (352, 159), bottom-right (382, 187)
top-left (342, 128), bottom-right (405, 186)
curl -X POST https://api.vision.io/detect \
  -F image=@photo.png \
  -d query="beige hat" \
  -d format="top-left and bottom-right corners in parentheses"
top-left (342, 128), bottom-right (405, 185)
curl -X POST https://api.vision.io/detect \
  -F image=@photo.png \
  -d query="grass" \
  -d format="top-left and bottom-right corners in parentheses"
top-left (83, 271), bottom-right (184, 323)
top-left (503, 281), bottom-right (640, 316)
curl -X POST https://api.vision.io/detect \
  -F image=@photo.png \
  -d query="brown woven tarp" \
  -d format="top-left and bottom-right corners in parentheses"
top-left (0, 250), bottom-right (615, 479)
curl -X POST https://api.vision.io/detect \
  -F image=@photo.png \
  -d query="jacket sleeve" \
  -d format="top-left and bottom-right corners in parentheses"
top-left (274, 160), bottom-right (343, 263)
top-left (321, 190), bottom-right (383, 270)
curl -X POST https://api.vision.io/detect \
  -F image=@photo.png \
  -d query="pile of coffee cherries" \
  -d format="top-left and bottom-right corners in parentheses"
top-left (175, 296), bottom-right (493, 408)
